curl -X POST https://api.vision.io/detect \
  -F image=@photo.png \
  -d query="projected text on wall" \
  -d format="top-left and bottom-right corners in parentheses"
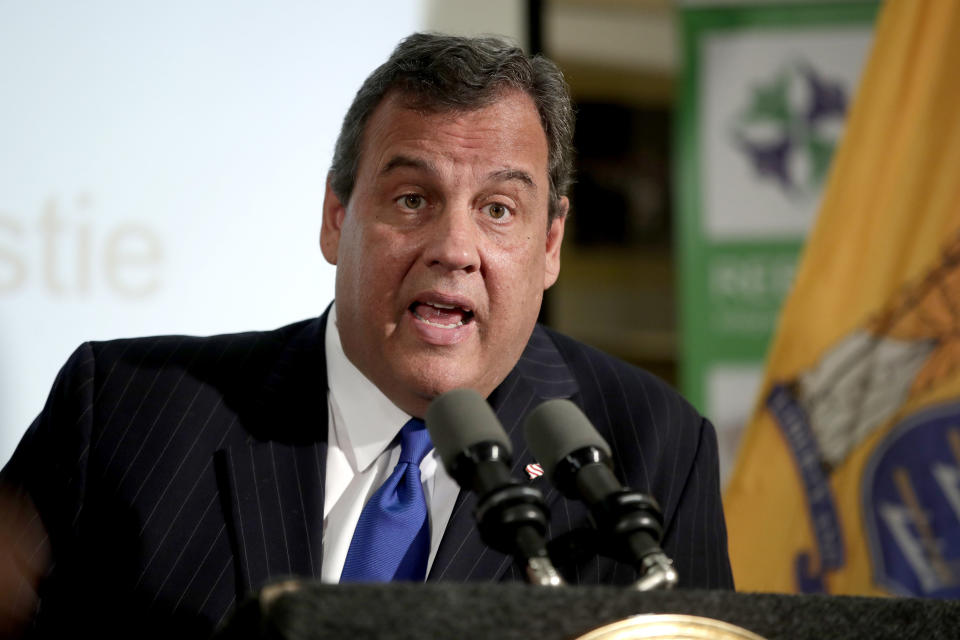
top-left (0, 194), bottom-right (163, 298)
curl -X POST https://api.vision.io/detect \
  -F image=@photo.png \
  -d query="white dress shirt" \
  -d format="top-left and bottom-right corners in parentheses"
top-left (321, 304), bottom-right (460, 582)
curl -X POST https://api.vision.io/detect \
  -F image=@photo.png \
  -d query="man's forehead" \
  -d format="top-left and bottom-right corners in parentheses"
top-left (366, 88), bottom-right (544, 140)
top-left (359, 90), bottom-right (549, 178)
top-left (379, 154), bottom-right (537, 192)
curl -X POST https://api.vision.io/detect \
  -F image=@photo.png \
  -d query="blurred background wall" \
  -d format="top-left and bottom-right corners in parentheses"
top-left (0, 0), bottom-right (873, 485)
top-left (0, 1), bottom-right (421, 462)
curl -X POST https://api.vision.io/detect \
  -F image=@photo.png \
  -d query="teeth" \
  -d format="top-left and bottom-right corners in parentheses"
top-left (427, 301), bottom-right (470, 312)
top-left (422, 317), bottom-right (464, 329)
top-left (412, 309), bottom-right (463, 328)
top-left (410, 300), bottom-right (473, 329)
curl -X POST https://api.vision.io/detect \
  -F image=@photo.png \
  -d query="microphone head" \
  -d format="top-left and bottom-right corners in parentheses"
top-left (523, 399), bottom-right (612, 480)
top-left (425, 388), bottom-right (512, 473)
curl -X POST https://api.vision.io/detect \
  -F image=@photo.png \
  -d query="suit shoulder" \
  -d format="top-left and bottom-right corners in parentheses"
top-left (83, 317), bottom-right (318, 368)
top-left (539, 325), bottom-right (704, 423)
top-left (63, 316), bottom-right (327, 425)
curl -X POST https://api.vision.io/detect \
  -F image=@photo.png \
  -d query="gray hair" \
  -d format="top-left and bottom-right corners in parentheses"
top-left (328, 32), bottom-right (575, 223)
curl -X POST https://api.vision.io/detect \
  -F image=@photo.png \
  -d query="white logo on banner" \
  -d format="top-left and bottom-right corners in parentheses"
top-left (699, 27), bottom-right (873, 240)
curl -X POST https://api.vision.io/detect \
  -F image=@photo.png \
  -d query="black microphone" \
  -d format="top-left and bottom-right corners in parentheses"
top-left (523, 398), bottom-right (678, 590)
top-left (425, 388), bottom-right (563, 586)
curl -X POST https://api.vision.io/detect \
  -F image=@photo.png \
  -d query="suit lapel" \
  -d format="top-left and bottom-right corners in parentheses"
top-left (218, 317), bottom-right (578, 589)
top-left (428, 325), bottom-right (578, 582)
top-left (218, 313), bottom-right (330, 594)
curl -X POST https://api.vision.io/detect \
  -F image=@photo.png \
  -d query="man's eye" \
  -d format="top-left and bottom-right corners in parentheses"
top-left (482, 203), bottom-right (512, 221)
top-left (397, 194), bottom-right (425, 210)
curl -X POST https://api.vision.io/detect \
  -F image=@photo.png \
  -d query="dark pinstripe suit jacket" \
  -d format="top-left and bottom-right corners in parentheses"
top-left (3, 311), bottom-right (732, 638)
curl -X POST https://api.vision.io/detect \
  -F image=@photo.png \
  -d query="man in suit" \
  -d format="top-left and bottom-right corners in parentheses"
top-left (1, 33), bottom-right (732, 638)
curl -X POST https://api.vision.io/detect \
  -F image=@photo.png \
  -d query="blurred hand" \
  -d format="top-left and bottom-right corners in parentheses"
top-left (0, 489), bottom-right (49, 638)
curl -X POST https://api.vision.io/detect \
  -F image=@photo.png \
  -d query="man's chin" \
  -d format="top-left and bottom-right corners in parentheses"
top-left (385, 360), bottom-right (496, 417)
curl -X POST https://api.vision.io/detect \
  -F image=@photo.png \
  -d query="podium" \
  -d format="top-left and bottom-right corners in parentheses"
top-left (215, 582), bottom-right (960, 639)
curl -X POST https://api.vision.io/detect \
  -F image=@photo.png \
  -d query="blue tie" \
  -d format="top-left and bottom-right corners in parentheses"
top-left (340, 418), bottom-right (433, 582)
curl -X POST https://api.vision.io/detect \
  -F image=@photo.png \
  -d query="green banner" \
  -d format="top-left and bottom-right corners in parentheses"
top-left (676, 1), bottom-right (879, 481)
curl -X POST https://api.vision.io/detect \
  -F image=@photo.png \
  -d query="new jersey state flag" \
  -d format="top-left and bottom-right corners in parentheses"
top-left (724, 0), bottom-right (960, 596)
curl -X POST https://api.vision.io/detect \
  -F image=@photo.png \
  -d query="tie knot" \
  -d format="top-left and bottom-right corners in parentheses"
top-left (398, 418), bottom-right (433, 465)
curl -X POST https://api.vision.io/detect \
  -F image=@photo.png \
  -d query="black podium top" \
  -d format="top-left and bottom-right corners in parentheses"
top-left (214, 582), bottom-right (960, 640)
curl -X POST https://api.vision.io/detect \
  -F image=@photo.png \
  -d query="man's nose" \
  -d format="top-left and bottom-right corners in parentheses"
top-left (423, 207), bottom-right (481, 273)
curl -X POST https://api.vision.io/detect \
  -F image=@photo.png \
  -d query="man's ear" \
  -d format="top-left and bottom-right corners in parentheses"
top-left (320, 179), bottom-right (346, 265)
top-left (543, 196), bottom-right (568, 290)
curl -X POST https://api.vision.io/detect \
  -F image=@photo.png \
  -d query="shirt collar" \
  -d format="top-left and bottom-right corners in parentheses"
top-left (325, 303), bottom-right (412, 472)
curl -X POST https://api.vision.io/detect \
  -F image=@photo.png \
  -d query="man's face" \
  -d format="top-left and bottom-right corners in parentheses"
top-left (321, 89), bottom-right (566, 417)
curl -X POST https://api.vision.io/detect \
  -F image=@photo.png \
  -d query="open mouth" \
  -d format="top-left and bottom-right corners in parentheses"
top-left (410, 301), bottom-right (475, 328)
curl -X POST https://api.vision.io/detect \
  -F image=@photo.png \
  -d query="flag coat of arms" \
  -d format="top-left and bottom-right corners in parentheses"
top-left (724, 0), bottom-right (960, 596)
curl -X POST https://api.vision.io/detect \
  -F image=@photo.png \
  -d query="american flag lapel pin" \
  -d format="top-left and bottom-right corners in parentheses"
top-left (525, 462), bottom-right (544, 480)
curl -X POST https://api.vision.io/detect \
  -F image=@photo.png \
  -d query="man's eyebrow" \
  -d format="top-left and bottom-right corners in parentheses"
top-left (379, 156), bottom-right (536, 192)
top-left (487, 168), bottom-right (536, 191)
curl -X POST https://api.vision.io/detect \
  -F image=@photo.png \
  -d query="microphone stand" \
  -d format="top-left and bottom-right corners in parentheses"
top-left (455, 447), bottom-right (564, 587)
top-left (425, 388), bottom-right (564, 586)
top-left (597, 490), bottom-right (678, 591)
top-left (558, 450), bottom-right (678, 591)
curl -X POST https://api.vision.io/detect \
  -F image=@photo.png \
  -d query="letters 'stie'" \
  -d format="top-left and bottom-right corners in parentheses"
top-left (340, 418), bottom-right (433, 581)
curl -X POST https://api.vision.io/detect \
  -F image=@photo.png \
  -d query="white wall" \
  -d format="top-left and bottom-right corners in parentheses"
top-left (0, 1), bottom-right (422, 464)
top-left (423, 0), bottom-right (525, 45)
